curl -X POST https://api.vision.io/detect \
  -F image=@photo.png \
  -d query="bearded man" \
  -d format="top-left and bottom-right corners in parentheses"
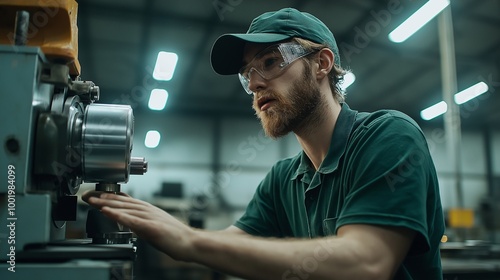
top-left (85, 7), bottom-right (444, 280)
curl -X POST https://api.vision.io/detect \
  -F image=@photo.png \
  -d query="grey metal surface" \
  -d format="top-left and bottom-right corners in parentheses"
top-left (0, 259), bottom-right (133, 279)
top-left (0, 46), bottom-right (48, 194)
top-left (0, 44), bottom-right (146, 279)
top-left (82, 103), bottom-right (134, 183)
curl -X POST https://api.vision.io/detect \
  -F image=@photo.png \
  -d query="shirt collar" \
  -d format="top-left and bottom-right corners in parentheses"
top-left (292, 103), bottom-right (357, 180)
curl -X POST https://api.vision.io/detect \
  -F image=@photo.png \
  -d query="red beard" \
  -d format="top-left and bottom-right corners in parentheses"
top-left (252, 66), bottom-right (324, 139)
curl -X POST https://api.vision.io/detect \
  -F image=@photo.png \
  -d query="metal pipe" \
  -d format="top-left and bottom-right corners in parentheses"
top-left (438, 5), bottom-right (464, 209)
top-left (14, 11), bottom-right (29, 46)
top-left (483, 128), bottom-right (494, 196)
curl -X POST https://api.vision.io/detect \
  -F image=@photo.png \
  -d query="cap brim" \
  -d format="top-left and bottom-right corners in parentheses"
top-left (210, 33), bottom-right (290, 75)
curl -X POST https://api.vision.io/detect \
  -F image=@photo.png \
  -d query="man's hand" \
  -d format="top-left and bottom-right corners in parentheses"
top-left (82, 192), bottom-right (415, 279)
top-left (82, 191), bottom-right (196, 261)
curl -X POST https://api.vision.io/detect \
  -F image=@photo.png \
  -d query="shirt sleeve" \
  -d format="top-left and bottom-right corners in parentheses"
top-left (337, 112), bottom-right (435, 255)
top-left (234, 167), bottom-right (284, 237)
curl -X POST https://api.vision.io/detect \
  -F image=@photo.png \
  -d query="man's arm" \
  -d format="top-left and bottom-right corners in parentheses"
top-left (85, 192), bottom-right (415, 280)
top-left (194, 224), bottom-right (414, 280)
top-left (222, 225), bottom-right (249, 235)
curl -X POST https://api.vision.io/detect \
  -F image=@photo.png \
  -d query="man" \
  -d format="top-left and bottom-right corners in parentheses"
top-left (85, 7), bottom-right (444, 280)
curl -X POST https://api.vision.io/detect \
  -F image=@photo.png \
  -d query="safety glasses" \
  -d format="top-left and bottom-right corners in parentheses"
top-left (238, 42), bottom-right (313, 95)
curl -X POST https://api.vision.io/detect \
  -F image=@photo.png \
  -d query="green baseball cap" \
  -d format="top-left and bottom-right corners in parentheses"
top-left (210, 7), bottom-right (340, 75)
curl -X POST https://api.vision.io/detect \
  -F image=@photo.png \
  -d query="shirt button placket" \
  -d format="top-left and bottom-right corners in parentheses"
top-left (304, 193), bottom-right (315, 238)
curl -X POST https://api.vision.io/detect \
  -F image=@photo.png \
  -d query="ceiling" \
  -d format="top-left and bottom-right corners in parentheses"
top-left (75, 0), bottom-right (500, 131)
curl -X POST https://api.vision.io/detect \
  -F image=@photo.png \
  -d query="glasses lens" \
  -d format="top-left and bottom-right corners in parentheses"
top-left (254, 49), bottom-right (285, 79)
top-left (240, 45), bottom-right (283, 80)
top-left (238, 73), bottom-right (252, 95)
top-left (238, 43), bottom-right (312, 95)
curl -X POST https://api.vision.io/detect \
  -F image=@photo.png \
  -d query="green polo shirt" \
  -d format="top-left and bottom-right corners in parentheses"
top-left (234, 103), bottom-right (444, 279)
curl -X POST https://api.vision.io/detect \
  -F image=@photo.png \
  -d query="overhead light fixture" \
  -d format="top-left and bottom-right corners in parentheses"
top-left (145, 130), bottom-right (161, 148)
top-left (421, 101), bottom-right (447, 121)
top-left (148, 89), bottom-right (169, 110)
top-left (454, 82), bottom-right (488, 105)
top-left (420, 82), bottom-right (489, 120)
top-left (341, 72), bottom-right (356, 91)
top-left (153, 51), bottom-right (178, 81)
top-left (388, 0), bottom-right (450, 43)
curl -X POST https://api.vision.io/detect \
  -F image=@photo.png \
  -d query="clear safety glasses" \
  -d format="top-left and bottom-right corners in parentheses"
top-left (238, 42), bottom-right (314, 95)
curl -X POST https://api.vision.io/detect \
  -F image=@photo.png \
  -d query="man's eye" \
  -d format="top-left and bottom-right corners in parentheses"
top-left (262, 57), bottom-right (280, 69)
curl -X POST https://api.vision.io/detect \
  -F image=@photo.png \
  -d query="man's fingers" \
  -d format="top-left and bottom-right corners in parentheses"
top-left (99, 193), bottom-right (150, 206)
top-left (105, 206), bottom-right (153, 220)
top-left (117, 191), bottom-right (132, 197)
top-left (87, 196), bottom-right (146, 210)
top-left (82, 190), bottom-right (102, 203)
top-left (82, 191), bottom-right (134, 204)
top-left (101, 206), bottom-right (149, 230)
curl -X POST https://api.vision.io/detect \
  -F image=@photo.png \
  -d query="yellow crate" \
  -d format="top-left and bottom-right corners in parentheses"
top-left (0, 0), bottom-right (80, 76)
top-left (448, 208), bottom-right (474, 228)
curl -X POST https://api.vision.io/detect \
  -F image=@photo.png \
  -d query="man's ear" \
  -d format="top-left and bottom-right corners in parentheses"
top-left (316, 48), bottom-right (335, 80)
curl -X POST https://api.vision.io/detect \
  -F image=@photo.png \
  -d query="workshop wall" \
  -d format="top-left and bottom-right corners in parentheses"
top-left (423, 128), bottom-right (489, 209)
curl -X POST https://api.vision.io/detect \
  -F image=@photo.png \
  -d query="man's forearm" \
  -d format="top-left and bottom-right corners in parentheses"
top-left (188, 230), bottom-right (380, 280)
top-left (83, 192), bottom-right (398, 279)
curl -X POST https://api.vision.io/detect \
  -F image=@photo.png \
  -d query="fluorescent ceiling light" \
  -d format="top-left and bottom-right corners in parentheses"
top-left (389, 0), bottom-right (450, 43)
top-left (148, 89), bottom-right (169, 110)
top-left (341, 72), bottom-right (356, 91)
top-left (454, 82), bottom-right (488, 105)
top-left (153, 51), bottom-right (178, 81)
top-left (145, 130), bottom-right (161, 148)
top-left (421, 101), bottom-right (447, 121)
top-left (420, 82), bottom-right (489, 120)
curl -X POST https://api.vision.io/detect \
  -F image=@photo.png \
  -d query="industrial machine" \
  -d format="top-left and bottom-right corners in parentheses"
top-left (0, 1), bottom-right (147, 278)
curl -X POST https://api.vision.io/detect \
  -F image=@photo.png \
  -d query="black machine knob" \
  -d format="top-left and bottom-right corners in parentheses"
top-left (86, 183), bottom-right (133, 244)
top-left (86, 208), bottom-right (133, 244)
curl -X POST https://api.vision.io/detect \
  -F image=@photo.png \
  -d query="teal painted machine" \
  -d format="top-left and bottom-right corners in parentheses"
top-left (0, 7), bottom-right (147, 279)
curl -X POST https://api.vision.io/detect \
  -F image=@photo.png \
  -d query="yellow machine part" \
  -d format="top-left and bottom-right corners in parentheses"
top-left (448, 208), bottom-right (475, 228)
top-left (0, 0), bottom-right (80, 76)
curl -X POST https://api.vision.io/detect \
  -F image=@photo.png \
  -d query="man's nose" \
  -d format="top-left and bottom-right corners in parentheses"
top-left (247, 69), bottom-right (267, 93)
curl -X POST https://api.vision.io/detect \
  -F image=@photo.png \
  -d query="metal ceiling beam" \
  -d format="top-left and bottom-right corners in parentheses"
top-left (334, 0), bottom-right (485, 66)
top-left (135, 0), bottom-right (154, 87)
top-left (178, 12), bottom-right (224, 99)
top-left (78, 1), bottom-right (492, 73)
top-left (480, 41), bottom-right (500, 62)
top-left (352, 0), bottom-right (490, 108)
top-left (76, 2), bottom-right (243, 31)
top-left (78, 0), bottom-right (499, 129)
top-left (463, 13), bottom-right (500, 27)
